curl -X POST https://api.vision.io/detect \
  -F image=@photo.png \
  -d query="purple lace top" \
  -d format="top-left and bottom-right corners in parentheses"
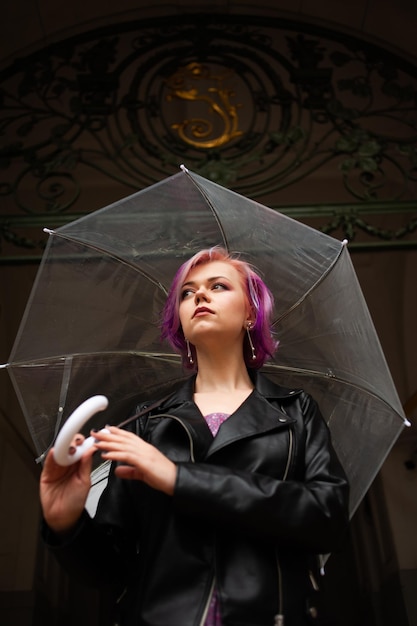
top-left (203, 412), bottom-right (230, 626)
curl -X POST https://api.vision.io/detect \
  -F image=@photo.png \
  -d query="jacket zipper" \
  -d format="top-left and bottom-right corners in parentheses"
top-left (146, 411), bottom-right (216, 624)
top-left (199, 576), bottom-right (216, 626)
top-left (149, 414), bottom-right (217, 626)
top-left (274, 421), bottom-right (294, 626)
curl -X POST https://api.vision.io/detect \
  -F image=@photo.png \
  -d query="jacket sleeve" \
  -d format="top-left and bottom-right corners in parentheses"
top-left (173, 393), bottom-right (349, 554)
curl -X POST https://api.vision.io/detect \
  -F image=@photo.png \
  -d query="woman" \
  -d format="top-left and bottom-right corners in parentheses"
top-left (40, 247), bottom-right (349, 626)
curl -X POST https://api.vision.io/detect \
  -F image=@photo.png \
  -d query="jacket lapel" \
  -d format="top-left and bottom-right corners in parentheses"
top-left (156, 377), bottom-right (214, 457)
top-left (159, 373), bottom-right (299, 459)
top-left (206, 388), bottom-right (295, 457)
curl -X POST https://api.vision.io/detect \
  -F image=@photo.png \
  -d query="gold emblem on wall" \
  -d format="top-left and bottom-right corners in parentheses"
top-left (165, 62), bottom-right (243, 149)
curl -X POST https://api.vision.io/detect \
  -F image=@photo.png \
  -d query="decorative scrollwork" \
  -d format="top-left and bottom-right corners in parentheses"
top-left (321, 207), bottom-right (417, 242)
top-left (1, 14), bottom-right (417, 256)
top-left (165, 62), bottom-right (243, 149)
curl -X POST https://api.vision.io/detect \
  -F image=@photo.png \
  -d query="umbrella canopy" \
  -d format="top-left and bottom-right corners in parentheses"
top-left (2, 166), bottom-right (409, 517)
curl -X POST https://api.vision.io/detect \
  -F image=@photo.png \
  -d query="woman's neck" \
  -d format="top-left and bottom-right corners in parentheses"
top-left (192, 347), bottom-right (255, 416)
top-left (194, 352), bottom-right (253, 394)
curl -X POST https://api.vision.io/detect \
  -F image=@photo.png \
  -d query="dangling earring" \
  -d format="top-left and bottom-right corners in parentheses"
top-left (246, 322), bottom-right (256, 361)
top-left (186, 340), bottom-right (194, 365)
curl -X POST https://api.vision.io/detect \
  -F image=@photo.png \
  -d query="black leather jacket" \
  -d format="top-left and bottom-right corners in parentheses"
top-left (44, 373), bottom-right (349, 626)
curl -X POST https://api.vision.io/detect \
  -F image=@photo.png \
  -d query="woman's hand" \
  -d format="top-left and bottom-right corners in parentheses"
top-left (40, 435), bottom-right (95, 534)
top-left (93, 427), bottom-right (177, 496)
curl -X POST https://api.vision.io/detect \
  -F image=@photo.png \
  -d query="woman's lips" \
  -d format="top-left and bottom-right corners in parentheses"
top-left (192, 307), bottom-right (214, 318)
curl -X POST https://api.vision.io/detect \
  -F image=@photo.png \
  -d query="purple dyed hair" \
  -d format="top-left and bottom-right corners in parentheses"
top-left (160, 247), bottom-right (278, 370)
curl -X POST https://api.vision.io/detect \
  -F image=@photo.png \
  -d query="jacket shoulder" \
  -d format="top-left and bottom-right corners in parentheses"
top-left (253, 371), bottom-right (304, 399)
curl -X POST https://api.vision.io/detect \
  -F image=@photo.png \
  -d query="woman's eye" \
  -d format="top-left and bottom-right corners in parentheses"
top-left (212, 282), bottom-right (228, 291)
top-left (181, 289), bottom-right (194, 299)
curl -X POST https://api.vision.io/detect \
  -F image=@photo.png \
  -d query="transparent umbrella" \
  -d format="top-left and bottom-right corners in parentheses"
top-left (1, 166), bottom-right (409, 517)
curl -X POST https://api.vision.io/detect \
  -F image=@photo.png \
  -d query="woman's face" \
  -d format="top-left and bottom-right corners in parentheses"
top-left (178, 261), bottom-right (252, 348)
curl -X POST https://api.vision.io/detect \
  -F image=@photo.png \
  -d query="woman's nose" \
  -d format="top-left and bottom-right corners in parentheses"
top-left (195, 287), bottom-right (209, 304)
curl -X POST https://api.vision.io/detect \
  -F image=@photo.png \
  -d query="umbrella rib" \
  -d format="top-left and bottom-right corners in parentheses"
top-left (45, 229), bottom-right (169, 296)
top-left (263, 363), bottom-right (408, 424)
top-left (183, 171), bottom-right (230, 251)
top-left (6, 351), bottom-right (182, 367)
top-left (273, 240), bottom-right (347, 326)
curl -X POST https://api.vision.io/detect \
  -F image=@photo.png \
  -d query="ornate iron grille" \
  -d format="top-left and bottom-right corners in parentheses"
top-left (1, 14), bottom-right (417, 258)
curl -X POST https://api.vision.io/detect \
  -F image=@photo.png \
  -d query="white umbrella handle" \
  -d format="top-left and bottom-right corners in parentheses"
top-left (53, 395), bottom-right (109, 466)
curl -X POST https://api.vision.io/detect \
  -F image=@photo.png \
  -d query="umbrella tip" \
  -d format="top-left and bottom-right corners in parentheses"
top-left (0, 363), bottom-right (7, 369)
top-left (342, 239), bottom-right (348, 246)
top-left (180, 164), bottom-right (189, 173)
top-left (43, 228), bottom-right (54, 235)
top-left (404, 418), bottom-right (412, 427)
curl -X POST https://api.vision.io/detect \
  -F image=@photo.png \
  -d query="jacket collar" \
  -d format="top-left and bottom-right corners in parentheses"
top-left (250, 369), bottom-right (302, 400)
top-left (158, 371), bottom-right (299, 457)
top-left (160, 370), bottom-right (300, 408)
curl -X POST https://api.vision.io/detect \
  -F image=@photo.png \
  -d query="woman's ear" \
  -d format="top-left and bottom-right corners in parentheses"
top-left (245, 306), bottom-right (256, 327)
